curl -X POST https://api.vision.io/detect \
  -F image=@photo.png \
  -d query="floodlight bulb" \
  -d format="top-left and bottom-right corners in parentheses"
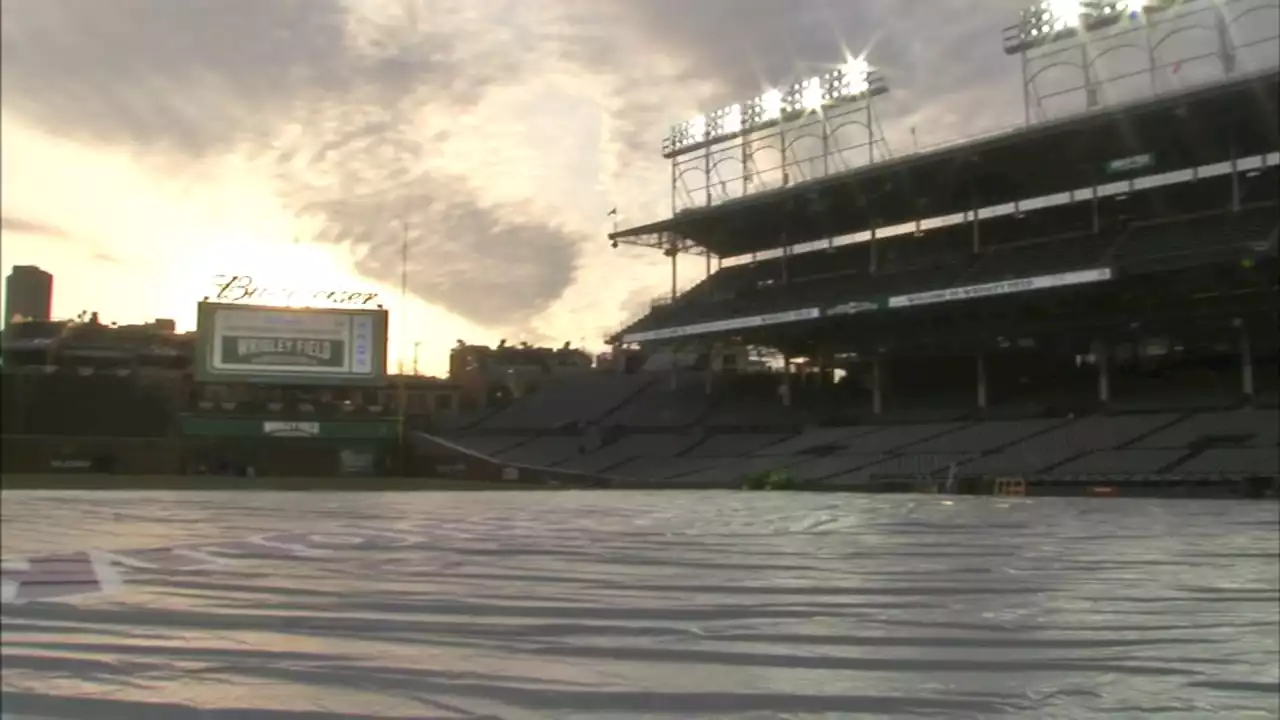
top-left (721, 104), bottom-right (743, 134)
top-left (1045, 0), bottom-right (1085, 26)
top-left (801, 77), bottom-right (824, 110)
top-left (1115, 0), bottom-right (1142, 14)
top-left (687, 114), bottom-right (707, 142)
top-left (843, 57), bottom-right (871, 82)
top-left (758, 89), bottom-right (783, 121)
top-left (839, 57), bottom-right (872, 97)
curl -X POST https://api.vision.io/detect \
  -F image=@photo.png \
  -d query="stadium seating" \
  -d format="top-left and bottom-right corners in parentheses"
top-left (1176, 448), bottom-right (1279, 476)
top-left (442, 434), bottom-right (531, 456)
top-left (477, 372), bottom-right (653, 430)
top-left (1117, 205), bottom-right (1278, 273)
top-left (556, 432), bottom-right (700, 474)
top-left (448, 398), bottom-right (1277, 488)
top-left (961, 413), bottom-right (1180, 476)
top-left (602, 371), bottom-right (712, 427)
top-left (1132, 408), bottom-right (1278, 448)
top-left (494, 436), bottom-right (584, 467)
top-left (1051, 449), bottom-right (1186, 475)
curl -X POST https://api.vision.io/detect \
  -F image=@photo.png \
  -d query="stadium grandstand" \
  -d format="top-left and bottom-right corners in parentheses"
top-left (444, 0), bottom-right (1280, 498)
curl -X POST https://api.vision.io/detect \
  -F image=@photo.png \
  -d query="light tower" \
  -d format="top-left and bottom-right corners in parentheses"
top-left (662, 57), bottom-right (890, 215)
top-left (1003, 0), bottom-right (1279, 125)
top-left (611, 57), bottom-right (891, 305)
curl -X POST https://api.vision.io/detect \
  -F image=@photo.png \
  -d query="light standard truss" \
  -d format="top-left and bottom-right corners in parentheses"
top-left (610, 231), bottom-right (712, 258)
top-left (663, 60), bottom-right (891, 214)
top-left (1004, 0), bottom-right (1279, 125)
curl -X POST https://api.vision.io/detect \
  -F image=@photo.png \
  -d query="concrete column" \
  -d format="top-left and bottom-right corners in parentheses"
top-left (669, 251), bottom-right (678, 300)
top-left (1094, 339), bottom-right (1111, 405)
top-left (668, 343), bottom-right (679, 390)
top-left (1240, 325), bottom-right (1255, 400)
top-left (780, 356), bottom-right (793, 407)
top-left (871, 357), bottom-right (883, 416)
top-left (976, 353), bottom-right (988, 410)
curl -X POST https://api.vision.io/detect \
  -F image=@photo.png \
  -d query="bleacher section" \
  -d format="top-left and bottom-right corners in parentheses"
top-left (450, 403), bottom-right (1277, 490)
top-left (477, 372), bottom-right (653, 429)
top-left (492, 436), bottom-right (584, 467)
top-left (556, 432), bottom-right (699, 474)
top-left (621, 168), bottom-right (1277, 342)
top-left (963, 413), bottom-right (1180, 476)
top-left (602, 372), bottom-right (711, 427)
top-left (1131, 409), bottom-right (1278, 449)
top-left (1118, 205), bottom-right (1278, 274)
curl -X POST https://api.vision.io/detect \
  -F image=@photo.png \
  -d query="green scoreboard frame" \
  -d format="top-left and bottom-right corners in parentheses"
top-left (195, 301), bottom-right (389, 386)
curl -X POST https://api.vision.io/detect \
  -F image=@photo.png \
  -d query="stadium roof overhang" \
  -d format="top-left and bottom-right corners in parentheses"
top-left (610, 68), bottom-right (1280, 258)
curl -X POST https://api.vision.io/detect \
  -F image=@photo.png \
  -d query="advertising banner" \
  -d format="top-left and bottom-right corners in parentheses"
top-left (886, 268), bottom-right (1113, 309)
top-left (621, 307), bottom-right (821, 344)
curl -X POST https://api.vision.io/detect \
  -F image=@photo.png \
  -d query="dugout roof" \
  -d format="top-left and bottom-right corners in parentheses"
top-left (611, 68), bottom-right (1279, 258)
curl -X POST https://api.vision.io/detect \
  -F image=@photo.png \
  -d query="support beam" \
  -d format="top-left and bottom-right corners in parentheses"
top-left (869, 224), bottom-right (879, 273)
top-left (780, 355), bottom-right (793, 407)
top-left (976, 353), bottom-right (988, 411)
top-left (1240, 324), bottom-right (1255, 401)
top-left (669, 248), bottom-right (678, 300)
top-left (1094, 339), bottom-right (1111, 405)
top-left (871, 356), bottom-right (883, 416)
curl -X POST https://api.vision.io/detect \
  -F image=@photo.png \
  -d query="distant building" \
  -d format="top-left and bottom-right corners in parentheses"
top-left (119, 318), bottom-right (177, 334)
top-left (5, 265), bottom-right (53, 325)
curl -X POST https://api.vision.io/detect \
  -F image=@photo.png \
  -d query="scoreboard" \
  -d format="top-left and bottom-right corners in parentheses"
top-left (194, 302), bottom-right (388, 386)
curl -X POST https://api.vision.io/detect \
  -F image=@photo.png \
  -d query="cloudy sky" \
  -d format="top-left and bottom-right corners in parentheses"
top-left (0, 0), bottom-right (1106, 373)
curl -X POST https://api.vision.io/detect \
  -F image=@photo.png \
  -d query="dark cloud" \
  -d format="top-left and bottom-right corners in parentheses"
top-left (0, 0), bottom-right (1040, 328)
top-left (0, 0), bottom-right (583, 327)
top-left (302, 180), bottom-right (578, 327)
top-left (614, 0), bottom-right (1030, 146)
top-left (1, 216), bottom-right (67, 238)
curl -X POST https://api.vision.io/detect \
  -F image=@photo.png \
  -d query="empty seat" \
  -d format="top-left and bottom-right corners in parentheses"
top-left (686, 433), bottom-right (792, 457)
top-left (786, 454), bottom-right (886, 481)
top-left (560, 433), bottom-right (700, 473)
top-left (965, 413), bottom-right (1179, 475)
top-left (481, 373), bottom-right (653, 430)
top-left (754, 426), bottom-right (876, 455)
top-left (496, 437), bottom-right (583, 466)
top-left (842, 424), bottom-right (965, 454)
top-left (1134, 410), bottom-right (1279, 449)
top-left (903, 419), bottom-right (1062, 453)
top-left (605, 372), bottom-right (712, 427)
top-left (449, 434), bottom-right (531, 455)
top-left (1051, 450), bottom-right (1184, 474)
top-left (1174, 448), bottom-right (1280, 476)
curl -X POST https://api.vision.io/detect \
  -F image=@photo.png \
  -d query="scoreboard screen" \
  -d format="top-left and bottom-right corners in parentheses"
top-left (195, 302), bottom-right (388, 386)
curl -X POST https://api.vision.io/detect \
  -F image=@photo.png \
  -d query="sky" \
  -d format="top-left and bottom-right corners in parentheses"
top-left (3, 0), bottom-right (1253, 375)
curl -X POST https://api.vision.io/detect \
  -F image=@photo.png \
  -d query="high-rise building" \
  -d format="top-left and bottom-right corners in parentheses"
top-left (5, 265), bottom-right (53, 325)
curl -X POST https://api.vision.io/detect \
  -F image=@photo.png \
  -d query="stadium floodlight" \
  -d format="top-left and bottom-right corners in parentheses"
top-left (711, 103), bottom-right (743, 135)
top-left (800, 77), bottom-right (825, 111)
top-left (662, 58), bottom-right (887, 158)
top-left (688, 114), bottom-right (707, 143)
top-left (838, 57), bottom-right (872, 96)
top-left (751, 88), bottom-right (785, 124)
top-left (1007, 0), bottom-right (1164, 53)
